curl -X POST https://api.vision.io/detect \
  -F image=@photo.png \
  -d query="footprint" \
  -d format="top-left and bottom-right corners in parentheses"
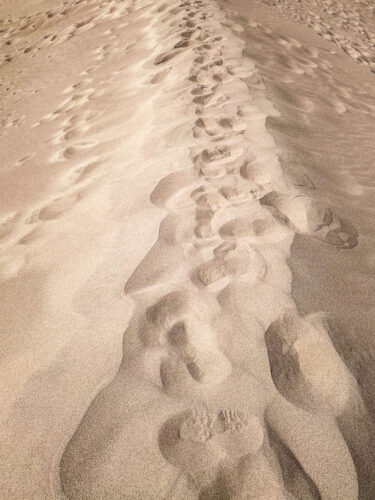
top-left (73, 159), bottom-right (102, 182)
top-left (193, 117), bottom-right (220, 137)
top-left (159, 405), bottom-right (264, 497)
top-left (161, 319), bottom-right (231, 390)
top-left (203, 145), bottom-right (241, 164)
top-left (180, 406), bottom-right (263, 455)
top-left (145, 291), bottom-right (196, 336)
top-left (142, 292), bottom-right (231, 391)
top-left (150, 170), bottom-right (198, 208)
top-left (17, 228), bottom-right (42, 245)
top-left (219, 213), bottom-right (290, 244)
top-left (159, 409), bottom-right (224, 494)
top-left (260, 192), bottom-right (358, 249)
top-left (194, 204), bottom-right (217, 238)
top-left (193, 188), bottom-right (228, 212)
top-left (219, 177), bottom-right (261, 203)
top-left (194, 245), bottom-right (265, 290)
top-left (38, 192), bottom-right (81, 221)
top-left (150, 69), bottom-right (170, 84)
top-left (265, 311), bottom-right (357, 415)
top-left (191, 85), bottom-right (210, 96)
top-left (60, 141), bottom-right (97, 159)
top-left (193, 93), bottom-right (214, 105)
top-left (154, 51), bottom-right (179, 65)
top-left (194, 146), bottom-right (243, 177)
top-left (240, 156), bottom-right (282, 186)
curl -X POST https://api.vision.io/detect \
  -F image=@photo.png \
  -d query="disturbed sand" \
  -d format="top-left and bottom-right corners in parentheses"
top-left (1, 0), bottom-right (375, 498)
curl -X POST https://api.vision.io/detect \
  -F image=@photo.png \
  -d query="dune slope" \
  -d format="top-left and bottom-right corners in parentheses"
top-left (0, 0), bottom-right (374, 499)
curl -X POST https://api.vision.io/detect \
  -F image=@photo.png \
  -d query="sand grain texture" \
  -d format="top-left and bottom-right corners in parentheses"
top-left (0, 0), bottom-right (374, 498)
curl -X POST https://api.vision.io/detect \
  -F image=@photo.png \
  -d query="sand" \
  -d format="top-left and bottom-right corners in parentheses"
top-left (0, 0), bottom-right (374, 498)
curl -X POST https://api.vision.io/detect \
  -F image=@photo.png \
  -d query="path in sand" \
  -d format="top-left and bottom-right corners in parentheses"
top-left (1, 0), bottom-right (374, 498)
top-left (59, 1), bottom-right (362, 499)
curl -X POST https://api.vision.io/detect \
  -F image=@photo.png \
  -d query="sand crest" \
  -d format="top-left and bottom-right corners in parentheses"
top-left (1, 0), bottom-right (374, 498)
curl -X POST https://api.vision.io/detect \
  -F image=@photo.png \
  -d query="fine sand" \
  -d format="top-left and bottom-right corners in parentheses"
top-left (0, 0), bottom-right (374, 498)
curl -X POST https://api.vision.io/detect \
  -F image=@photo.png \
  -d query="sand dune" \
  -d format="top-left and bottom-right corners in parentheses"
top-left (1, 0), bottom-right (375, 498)
top-left (259, 0), bottom-right (375, 73)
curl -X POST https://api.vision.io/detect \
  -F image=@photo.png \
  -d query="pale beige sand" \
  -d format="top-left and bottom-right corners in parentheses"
top-left (0, 0), bottom-right (374, 498)
top-left (225, 0), bottom-right (375, 497)
top-left (259, 0), bottom-right (375, 72)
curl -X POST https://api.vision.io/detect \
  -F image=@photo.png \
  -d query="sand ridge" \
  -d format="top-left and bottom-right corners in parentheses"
top-left (1, 0), bottom-right (373, 498)
top-left (57, 0), bottom-right (361, 498)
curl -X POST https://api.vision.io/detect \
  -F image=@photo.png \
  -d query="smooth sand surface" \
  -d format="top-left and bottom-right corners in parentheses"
top-left (0, 0), bottom-right (374, 498)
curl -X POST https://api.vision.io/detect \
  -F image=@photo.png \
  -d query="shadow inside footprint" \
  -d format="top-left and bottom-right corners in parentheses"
top-left (154, 51), bottom-right (178, 65)
top-left (267, 425), bottom-right (320, 500)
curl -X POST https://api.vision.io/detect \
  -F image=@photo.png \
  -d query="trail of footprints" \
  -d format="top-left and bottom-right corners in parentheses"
top-left (0, 78), bottom-right (102, 280)
top-left (261, 0), bottom-right (375, 74)
top-left (0, 0), bottom-right (132, 67)
top-left (60, 0), bottom-right (364, 498)
top-left (0, 0), bottom-right (143, 282)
